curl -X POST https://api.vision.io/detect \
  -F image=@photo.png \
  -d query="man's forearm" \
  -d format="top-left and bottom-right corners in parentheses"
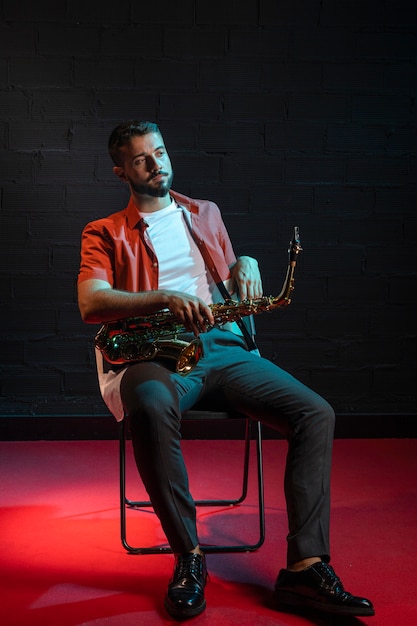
top-left (79, 285), bottom-right (172, 324)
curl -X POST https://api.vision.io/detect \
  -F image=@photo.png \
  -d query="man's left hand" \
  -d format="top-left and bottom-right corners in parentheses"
top-left (229, 256), bottom-right (263, 300)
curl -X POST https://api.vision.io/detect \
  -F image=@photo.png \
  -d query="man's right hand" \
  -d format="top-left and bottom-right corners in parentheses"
top-left (165, 292), bottom-right (215, 336)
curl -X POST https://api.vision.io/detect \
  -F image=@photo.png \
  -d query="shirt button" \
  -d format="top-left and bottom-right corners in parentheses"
top-left (153, 262), bottom-right (158, 267)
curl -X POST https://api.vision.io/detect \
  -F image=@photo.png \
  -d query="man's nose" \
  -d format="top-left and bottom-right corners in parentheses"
top-left (146, 155), bottom-right (161, 171)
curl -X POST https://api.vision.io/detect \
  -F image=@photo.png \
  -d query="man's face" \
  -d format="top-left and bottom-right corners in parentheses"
top-left (114, 132), bottom-right (174, 197)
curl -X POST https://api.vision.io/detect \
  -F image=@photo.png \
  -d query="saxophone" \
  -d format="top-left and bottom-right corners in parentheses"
top-left (94, 226), bottom-right (302, 375)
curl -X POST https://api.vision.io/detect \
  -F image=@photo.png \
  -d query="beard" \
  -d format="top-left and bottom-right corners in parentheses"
top-left (127, 171), bottom-right (174, 197)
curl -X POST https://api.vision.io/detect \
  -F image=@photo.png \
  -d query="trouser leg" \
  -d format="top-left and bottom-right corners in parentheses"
top-left (206, 335), bottom-right (335, 566)
top-left (120, 361), bottom-right (202, 553)
top-left (231, 376), bottom-right (335, 566)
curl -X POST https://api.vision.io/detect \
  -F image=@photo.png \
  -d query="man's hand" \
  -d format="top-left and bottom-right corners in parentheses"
top-left (229, 256), bottom-right (263, 301)
top-left (166, 292), bottom-right (215, 336)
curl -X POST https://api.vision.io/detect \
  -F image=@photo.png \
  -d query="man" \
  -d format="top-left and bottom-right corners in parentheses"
top-left (77, 120), bottom-right (374, 620)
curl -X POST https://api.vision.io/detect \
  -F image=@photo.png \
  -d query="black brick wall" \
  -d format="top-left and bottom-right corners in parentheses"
top-left (1, 0), bottom-right (416, 435)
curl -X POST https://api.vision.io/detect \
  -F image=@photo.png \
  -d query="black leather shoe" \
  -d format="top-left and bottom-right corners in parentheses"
top-left (164, 552), bottom-right (207, 619)
top-left (274, 562), bottom-right (375, 617)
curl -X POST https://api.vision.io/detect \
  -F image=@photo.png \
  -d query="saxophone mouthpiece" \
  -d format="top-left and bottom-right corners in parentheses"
top-left (289, 226), bottom-right (302, 263)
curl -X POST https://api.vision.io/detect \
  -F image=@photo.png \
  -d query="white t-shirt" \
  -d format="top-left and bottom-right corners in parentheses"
top-left (139, 201), bottom-right (214, 303)
top-left (140, 200), bottom-right (239, 313)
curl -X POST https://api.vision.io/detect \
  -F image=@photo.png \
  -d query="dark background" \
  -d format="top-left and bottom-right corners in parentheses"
top-left (1, 0), bottom-right (416, 439)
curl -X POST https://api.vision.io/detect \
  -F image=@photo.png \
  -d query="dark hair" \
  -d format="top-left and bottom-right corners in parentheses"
top-left (108, 120), bottom-right (161, 165)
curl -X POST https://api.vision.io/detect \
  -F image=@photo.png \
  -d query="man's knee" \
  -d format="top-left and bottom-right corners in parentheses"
top-left (313, 397), bottom-right (335, 436)
top-left (121, 364), bottom-right (178, 418)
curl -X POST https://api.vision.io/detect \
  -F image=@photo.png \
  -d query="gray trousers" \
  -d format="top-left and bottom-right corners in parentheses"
top-left (120, 328), bottom-right (335, 566)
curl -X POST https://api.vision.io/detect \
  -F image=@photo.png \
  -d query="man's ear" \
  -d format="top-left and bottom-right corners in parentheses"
top-left (113, 166), bottom-right (128, 182)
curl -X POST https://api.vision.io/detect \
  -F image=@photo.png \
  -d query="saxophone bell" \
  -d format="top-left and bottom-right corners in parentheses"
top-left (175, 337), bottom-right (204, 375)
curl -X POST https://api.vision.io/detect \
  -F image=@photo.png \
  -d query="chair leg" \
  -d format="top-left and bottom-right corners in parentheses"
top-left (254, 419), bottom-right (266, 550)
top-left (119, 417), bottom-right (265, 554)
top-left (120, 419), bottom-right (172, 554)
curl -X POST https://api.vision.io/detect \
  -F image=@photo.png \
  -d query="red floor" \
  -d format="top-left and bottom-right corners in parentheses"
top-left (1, 438), bottom-right (416, 625)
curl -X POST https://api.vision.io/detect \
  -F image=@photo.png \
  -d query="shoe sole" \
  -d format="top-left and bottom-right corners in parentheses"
top-left (164, 598), bottom-right (206, 620)
top-left (274, 590), bottom-right (375, 617)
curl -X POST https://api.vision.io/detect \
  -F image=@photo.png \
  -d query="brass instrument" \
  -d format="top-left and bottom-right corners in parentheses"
top-left (94, 226), bottom-right (302, 375)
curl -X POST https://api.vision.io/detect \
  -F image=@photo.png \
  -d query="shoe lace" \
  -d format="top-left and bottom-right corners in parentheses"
top-left (174, 554), bottom-right (204, 584)
top-left (317, 563), bottom-right (352, 600)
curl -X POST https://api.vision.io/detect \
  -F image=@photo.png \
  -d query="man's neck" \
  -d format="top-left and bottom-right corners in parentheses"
top-left (131, 191), bottom-right (172, 213)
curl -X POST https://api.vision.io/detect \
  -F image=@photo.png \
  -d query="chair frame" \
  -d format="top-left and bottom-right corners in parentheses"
top-left (119, 412), bottom-right (265, 554)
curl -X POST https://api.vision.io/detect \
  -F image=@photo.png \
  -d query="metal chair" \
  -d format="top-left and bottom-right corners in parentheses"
top-left (119, 392), bottom-right (265, 554)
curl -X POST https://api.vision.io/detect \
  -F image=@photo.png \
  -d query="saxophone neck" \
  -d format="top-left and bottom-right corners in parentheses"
top-left (271, 226), bottom-right (302, 307)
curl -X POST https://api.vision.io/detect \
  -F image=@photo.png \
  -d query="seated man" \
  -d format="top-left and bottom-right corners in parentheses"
top-left (77, 120), bottom-right (374, 620)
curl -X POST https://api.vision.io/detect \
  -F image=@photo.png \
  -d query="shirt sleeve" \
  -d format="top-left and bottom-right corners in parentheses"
top-left (216, 209), bottom-right (236, 267)
top-left (205, 201), bottom-right (237, 272)
top-left (77, 220), bottom-right (115, 286)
